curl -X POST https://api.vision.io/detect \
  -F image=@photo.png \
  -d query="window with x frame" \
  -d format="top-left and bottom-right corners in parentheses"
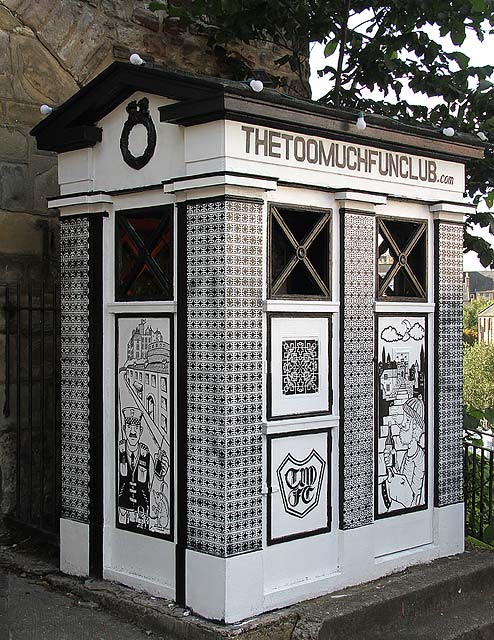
top-left (377, 217), bottom-right (427, 300)
top-left (269, 205), bottom-right (331, 298)
top-left (116, 206), bottom-right (173, 301)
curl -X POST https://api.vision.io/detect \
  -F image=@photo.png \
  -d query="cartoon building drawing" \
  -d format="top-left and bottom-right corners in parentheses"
top-left (377, 316), bottom-right (426, 516)
top-left (117, 317), bottom-right (172, 537)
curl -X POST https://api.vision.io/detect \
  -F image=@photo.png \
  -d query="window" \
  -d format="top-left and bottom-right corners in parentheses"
top-left (377, 218), bottom-right (427, 300)
top-left (160, 378), bottom-right (167, 392)
top-left (147, 395), bottom-right (155, 421)
top-left (116, 206), bottom-right (173, 301)
top-left (151, 374), bottom-right (156, 388)
top-left (269, 205), bottom-right (331, 298)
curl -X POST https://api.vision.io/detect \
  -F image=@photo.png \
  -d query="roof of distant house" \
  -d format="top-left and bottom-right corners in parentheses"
top-left (464, 271), bottom-right (494, 294)
top-left (478, 303), bottom-right (494, 317)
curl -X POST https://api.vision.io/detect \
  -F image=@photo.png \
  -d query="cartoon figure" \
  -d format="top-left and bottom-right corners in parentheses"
top-left (118, 407), bottom-right (153, 529)
top-left (381, 396), bottom-right (425, 511)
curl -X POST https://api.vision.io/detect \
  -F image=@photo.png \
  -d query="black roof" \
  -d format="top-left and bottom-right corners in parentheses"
top-left (31, 61), bottom-right (486, 161)
top-left (465, 271), bottom-right (494, 294)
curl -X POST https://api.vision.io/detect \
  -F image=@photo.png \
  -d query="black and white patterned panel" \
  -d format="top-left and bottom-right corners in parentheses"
top-left (187, 198), bottom-right (263, 557)
top-left (282, 339), bottom-right (319, 395)
top-left (341, 212), bottom-right (375, 529)
top-left (436, 222), bottom-right (463, 506)
top-left (60, 217), bottom-right (91, 523)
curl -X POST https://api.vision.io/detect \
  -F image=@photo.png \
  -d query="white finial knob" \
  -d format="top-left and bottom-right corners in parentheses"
top-left (249, 79), bottom-right (264, 93)
top-left (39, 104), bottom-right (53, 116)
top-left (442, 127), bottom-right (455, 137)
top-left (130, 53), bottom-right (145, 66)
top-left (356, 111), bottom-right (366, 130)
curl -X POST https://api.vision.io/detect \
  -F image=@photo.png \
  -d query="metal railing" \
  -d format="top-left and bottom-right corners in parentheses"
top-left (464, 427), bottom-right (494, 542)
top-left (1, 280), bottom-right (61, 540)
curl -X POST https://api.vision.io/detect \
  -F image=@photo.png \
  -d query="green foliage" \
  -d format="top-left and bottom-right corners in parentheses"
top-left (464, 327), bottom-right (478, 346)
top-left (464, 342), bottom-right (494, 410)
top-left (463, 405), bottom-right (494, 543)
top-left (463, 296), bottom-right (491, 343)
top-left (150, 0), bottom-right (494, 266)
top-left (466, 535), bottom-right (494, 550)
top-left (464, 446), bottom-right (494, 541)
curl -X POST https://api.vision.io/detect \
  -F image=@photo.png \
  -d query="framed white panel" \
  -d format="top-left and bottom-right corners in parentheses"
top-left (267, 429), bottom-right (331, 544)
top-left (267, 314), bottom-right (332, 420)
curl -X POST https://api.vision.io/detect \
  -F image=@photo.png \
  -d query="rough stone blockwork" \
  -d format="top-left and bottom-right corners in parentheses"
top-left (60, 217), bottom-right (90, 523)
top-left (340, 211), bottom-right (375, 529)
top-left (186, 198), bottom-right (263, 557)
top-left (436, 222), bottom-right (463, 507)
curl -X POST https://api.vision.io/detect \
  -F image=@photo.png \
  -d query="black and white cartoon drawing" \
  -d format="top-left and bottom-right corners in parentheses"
top-left (377, 316), bottom-right (426, 516)
top-left (116, 316), bottom-right (172, 537)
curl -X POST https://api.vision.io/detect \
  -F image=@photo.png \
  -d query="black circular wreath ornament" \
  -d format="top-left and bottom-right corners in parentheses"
top-left (120, 97), bottom-right (157, 170)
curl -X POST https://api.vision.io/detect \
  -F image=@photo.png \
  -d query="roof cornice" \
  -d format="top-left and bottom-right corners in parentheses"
top-left (31, 61), bottom-right (486, 162)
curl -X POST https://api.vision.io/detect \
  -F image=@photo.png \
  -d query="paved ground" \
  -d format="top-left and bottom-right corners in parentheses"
top-left (0, 570), bottom-right (167, 640)
top-left (1, 525), bottom-right (494, 640)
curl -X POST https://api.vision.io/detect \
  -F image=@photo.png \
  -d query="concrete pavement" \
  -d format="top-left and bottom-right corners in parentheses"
top-left (0, 570), bottom-right (167, 640)
top-left (2, 529), bottom-right (494, 639)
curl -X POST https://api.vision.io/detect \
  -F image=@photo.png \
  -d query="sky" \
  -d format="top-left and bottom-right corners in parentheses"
top-left (308, 20), bottom-right (494, 272)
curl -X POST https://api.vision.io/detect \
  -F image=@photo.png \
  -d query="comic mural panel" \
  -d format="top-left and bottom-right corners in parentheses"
top-left (376, 315), bottom-right (427, 518)
top-left (116, 315), bottom-right (173, 540)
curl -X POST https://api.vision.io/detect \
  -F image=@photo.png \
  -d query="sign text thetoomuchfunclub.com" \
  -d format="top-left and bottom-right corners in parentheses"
top-left (241, 126), bottom-right (456, 186)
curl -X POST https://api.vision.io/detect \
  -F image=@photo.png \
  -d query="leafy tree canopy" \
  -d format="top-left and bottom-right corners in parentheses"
top-left (464, 342), bottom-right (494, 409)
top-left (150, 0), bottom-right (494, 265)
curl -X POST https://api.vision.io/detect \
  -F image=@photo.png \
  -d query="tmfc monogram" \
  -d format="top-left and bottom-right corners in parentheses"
top-left (277, 449), bottom-right (325, 518)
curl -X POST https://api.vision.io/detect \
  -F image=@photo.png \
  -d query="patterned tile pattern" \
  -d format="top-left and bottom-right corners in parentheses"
top-left (341, 212), bottom-right (375, 529)
top-left (186, 198), bottom-right (263, 557)
top-left (60, 217), bottom-right (91, 523)
top-left (282, 339), bottom-right (319, 395)
top-left (436, 222), bottom-right (463, 506)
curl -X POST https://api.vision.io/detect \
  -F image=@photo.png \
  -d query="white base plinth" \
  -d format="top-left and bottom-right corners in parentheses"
top-left (186, 503), bottom-right (464, 623)
top-left (60, 518), bottom-right (89, 577)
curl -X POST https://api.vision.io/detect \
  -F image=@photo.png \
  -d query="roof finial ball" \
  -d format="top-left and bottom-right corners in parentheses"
top-left (129, 53), bottom-right (145, 66)
top-left (356, 111), bottom-right (367, 130)
top-left (39, 104), bottom-right (53, 116)
top-left (249, 79), bottom-right (264, 93)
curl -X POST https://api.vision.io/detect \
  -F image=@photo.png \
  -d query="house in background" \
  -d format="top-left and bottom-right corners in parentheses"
top-left (478, 303), bottom-right (494, 343)
top-left (464, 271), bottom-right (494, 301)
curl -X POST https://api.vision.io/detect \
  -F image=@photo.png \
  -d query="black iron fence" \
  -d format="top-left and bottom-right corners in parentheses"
top-left (464, 427), bottom-right (494, 542)
top-left (1, 280), bottom-right (61, 540)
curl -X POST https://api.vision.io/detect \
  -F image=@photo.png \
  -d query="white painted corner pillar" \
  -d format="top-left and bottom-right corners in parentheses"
top-left (174, 182), bottom-right (270, 622)
top-left (431, 200), bottom-right (471, 555)
top-left (60, 519), bottom-right (90, 577)
top-left (335, 191), bottom-right (385, 533)
top-left (334, 190), bottom-right (387, 579)
top-left (334, 190), bottom-right (387, 213)
top-left (56, 194), bottom-right (110, 579)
